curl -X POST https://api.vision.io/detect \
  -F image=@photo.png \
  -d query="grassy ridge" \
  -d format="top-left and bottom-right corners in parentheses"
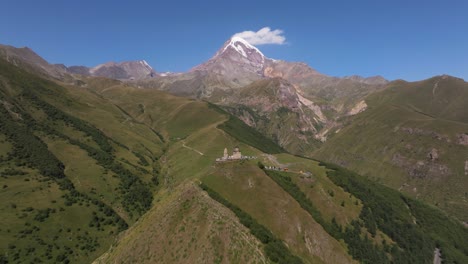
top-left (403, 198), bottom-right (468, 263)
top-left (0, 59), bottom-right (156, 263)
top-left (200, 183), bottom-right (303, 264)
top-left (261, 166), bottom-right (390, 263)
top-left (0, 107), bottom-right (128, 263)
top-left (314, 76), bottom-right (468, 221)
top-left (218, 115), bottom-right (284, 154)
top-left (203, 161), bottom-right (355, 263)
top-left (321, 161), bottom-right (468, 264)
top-left (208, 103), bottom-right (284, 154)
top-left (94, 183), bottom-right (270, 264)
top-left (3, 61), bottom-right (153, 217)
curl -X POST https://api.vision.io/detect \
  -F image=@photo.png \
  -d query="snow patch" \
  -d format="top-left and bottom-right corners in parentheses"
top-left (139, 60), bottom-right (153, 71)
top-left (145, 61), bottom-right (152, 70)
top-left (159, 71), bottom-right (181, 77)
top-left (226, 37), bottom-right (263, 56)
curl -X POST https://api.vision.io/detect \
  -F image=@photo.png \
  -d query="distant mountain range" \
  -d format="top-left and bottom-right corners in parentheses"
top-left (0, 39), bottom-right (389, 155)
top-left (67, 60), bottom-right (156, 80)
top-left (0, 44), bottom-right (157, 81)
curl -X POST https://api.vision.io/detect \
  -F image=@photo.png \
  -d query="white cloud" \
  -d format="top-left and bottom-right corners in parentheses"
top-left (233, 27), bottom-right (286, 45)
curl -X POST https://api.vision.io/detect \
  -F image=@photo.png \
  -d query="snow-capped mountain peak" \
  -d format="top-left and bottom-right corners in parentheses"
top-left (190, 36), bottom-right (268, 80)
top-left (217, 37), bottom-right (265, 59)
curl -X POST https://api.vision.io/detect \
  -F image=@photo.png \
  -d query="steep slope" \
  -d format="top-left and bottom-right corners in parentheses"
top-left (0, 44), bottom-right (68, 79)
top-left (314, 76), bottom-right (468, 221)
top-left (0, 58), bottom-right (164, 263)
top-left (265, 60), bottom-right (387, 117)
top-left (200, 155), bottom-right (468, 264)
top-left (94, 182), bottom-right (269, 264)
top-left (203, 162), bottom-right (355, 264)
top-left (190, 37), bottom-right (266, 87)
top-left (0, 44), bottom-right (157, 82)
top-left (212, 78), bottom-right (325, 154)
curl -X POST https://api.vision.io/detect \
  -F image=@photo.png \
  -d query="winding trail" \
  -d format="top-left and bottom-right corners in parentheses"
top-left (262, 154), bottom-right (284, 167)
top-left (433, 248), bottom-right (442, 264)
top-left (182, 141), bottom-right (204, 156)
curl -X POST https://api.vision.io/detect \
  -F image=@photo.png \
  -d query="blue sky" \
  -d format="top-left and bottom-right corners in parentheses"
top-left (1, 0), bottom-right (467, 81)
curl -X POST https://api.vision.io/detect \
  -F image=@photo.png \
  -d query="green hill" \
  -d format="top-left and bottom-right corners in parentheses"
top-left (0, 58), bottom-right (166, 263)
top-left (314, 76), bottom-right (468, 221)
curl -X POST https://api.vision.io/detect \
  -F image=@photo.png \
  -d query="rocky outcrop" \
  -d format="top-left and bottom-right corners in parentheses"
top-left (0, 44), bottom-right (68, 79)
top-left (399, 127), bottom-right (450, 142)
top-left (465, 160), bottom-right (468, 175)
top-left (457, 134), bottom-right (468, 146)
top-left (216, 78), bottom-right (328, 154)
top-left (69, 60), bottom-right (157, 80)
top-left (347, 100), bottom-right (368, 116)
top-left (392, 152), bottom-right (451, 179)
top-left (427, 148), bottom-right (439, 162)
top-left (1, 101), bottom-right (22, 120)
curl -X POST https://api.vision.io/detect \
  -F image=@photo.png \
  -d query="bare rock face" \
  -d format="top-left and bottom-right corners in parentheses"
top-left (400, 127), bottom-right (450, 142)
top-left (67, 65), bottom-right (90, 75)
top-left (465, 160), bottom-right (468, 175)
top-left (263, 66), bottom-right (283, 78)
top-left (69, 60), bottom-right (156, 80)
top-left (458, 134), bottom-right (468, 146)
top-left (392, 152), bottom-right (451, 179)
top-left (347, 100), bottom-right (368, 116)
top-left (263, 61), bottom-right (322, 80)
top-left (427, 148), bottom-right (439, 162)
